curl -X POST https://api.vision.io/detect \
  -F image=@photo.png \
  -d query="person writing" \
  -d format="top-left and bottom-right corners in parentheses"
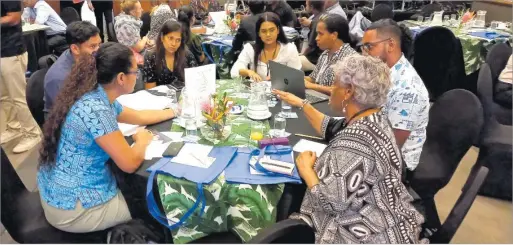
top-left (39, 42), bottom-right (176, 233)
top-left (142, 20), bottom-right (198, 89)
top-left (230, 12), bottom-right (301, 82)
top-left (305, 14), bottom-right (358, 95)
top-left (273, 55), bottom-right (425, 243)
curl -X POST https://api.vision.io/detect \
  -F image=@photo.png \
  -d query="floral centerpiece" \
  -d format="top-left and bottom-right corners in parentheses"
top-left (456, 9), bottom-right (475, 32)
top-left (201, 92), bottom-right (233, 142)
top-left (223, 11), bottom-right (241, 34)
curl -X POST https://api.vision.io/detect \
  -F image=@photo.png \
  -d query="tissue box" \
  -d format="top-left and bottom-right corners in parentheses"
top-left (258, 137), bottom-right (289, 148)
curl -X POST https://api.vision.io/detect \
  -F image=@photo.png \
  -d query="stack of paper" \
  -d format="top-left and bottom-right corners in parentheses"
top-left (140, 140), bottom-right (171, 160)
top-left (171, 144), bottom-right (215, 168)
top-left (293, 139), bottom-right (327, 157)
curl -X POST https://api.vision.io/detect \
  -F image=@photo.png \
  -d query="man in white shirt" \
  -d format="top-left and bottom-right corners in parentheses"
top-left (324, 0), bottom-right (347, 20)
top-left (23, 0), bottom-right (67, 53)
top-left (361, 19), bottom-right (430, 171)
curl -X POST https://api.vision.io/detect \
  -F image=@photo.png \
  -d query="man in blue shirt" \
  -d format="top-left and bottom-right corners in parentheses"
top-left (22, 0), bottom-right (68, 53)
top-left (44, 21), bottom-right (101, 115)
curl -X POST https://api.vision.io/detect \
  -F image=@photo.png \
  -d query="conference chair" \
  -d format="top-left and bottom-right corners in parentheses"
top-left (409, 89), bottom-right (484, 235)
top-left (60, 7), bottom-right (81, 26)
top-left (26, 69), bottom-right (48, 128)
top-left (108, 22), bottom-right (118, 42)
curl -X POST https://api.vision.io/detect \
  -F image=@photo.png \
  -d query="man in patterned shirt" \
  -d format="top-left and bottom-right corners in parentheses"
top-left (361, 19), bottom-right (430, 171)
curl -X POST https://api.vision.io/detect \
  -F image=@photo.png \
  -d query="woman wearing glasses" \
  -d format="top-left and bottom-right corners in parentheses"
top-left (305, 14), bottom-right (358, 95)
top-left (38, 43), bottom-right (176, 233)
top-left (230, 12), bottom-right (301, 82)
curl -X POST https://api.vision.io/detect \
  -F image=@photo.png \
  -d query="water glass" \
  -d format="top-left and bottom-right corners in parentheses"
top-left (166, 89), bottom-right (177, 104)
top-left (490, 21), bottom-right (500, 29)
top-left (272, 115), bottom-right (287, 137)
top-left (184, 119), bottom-right (199, 142)
top-left (417, 16), bottom-right (424, 23)
top-left (443, 15), bottom-right (450, 25)
top-left (280, 101), bottom-right (292, 118)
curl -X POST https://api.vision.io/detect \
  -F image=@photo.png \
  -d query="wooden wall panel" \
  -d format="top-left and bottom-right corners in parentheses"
top-left (112, 0), bottom-right (192, 16)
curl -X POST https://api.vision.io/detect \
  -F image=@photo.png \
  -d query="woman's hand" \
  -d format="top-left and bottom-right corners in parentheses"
top-left (305, 79), bottom-right (315, 89)
top-left (298, 17), bottom-right (311, 27)
top-left (296, 151), bottom-right (320, 188)
top-left (272, 89), bottom-right (303, 107)
top-left (247, 70), bottom-right (263, 82)
top-left (132, 128), bottom-right (153, 146)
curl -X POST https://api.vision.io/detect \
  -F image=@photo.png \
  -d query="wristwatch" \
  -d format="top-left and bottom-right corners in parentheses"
top-left (299, 99), bottom-right (310, 110)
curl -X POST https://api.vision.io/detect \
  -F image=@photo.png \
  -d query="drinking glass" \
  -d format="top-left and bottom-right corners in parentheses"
top-left (417, 16), bottom-right (424, 23)
top-left (443, 15), bottom-right (450, 25)
top-left (272, 115), bottom-right (286, 137)
top-left (280, 101), bottom-right (291, 118)
top-left (490, 21), bottom-right (500, 29)
top-left (166, 89), bottom-right (177, 104)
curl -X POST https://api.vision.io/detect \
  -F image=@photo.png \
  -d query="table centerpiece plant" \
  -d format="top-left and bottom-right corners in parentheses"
top-left (201, 92), bottom-right (233, 143)
top-left (223, 12), bottom-right (241, 35)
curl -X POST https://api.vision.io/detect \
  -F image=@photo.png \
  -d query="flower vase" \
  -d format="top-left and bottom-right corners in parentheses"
top-left (201, 120), bottom-right (232, 144)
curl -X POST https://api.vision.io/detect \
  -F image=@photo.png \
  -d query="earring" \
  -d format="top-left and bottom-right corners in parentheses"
top-left (341, 99), bottom-right (347, 114)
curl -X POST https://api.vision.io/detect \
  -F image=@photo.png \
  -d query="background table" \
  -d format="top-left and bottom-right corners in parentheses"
top-left (113, 80), bottom-right (335, 243)
top-left (22, 24), bottom-right (50, 73)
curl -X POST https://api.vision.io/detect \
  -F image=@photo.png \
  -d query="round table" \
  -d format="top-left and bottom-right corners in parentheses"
top-left (111, 84), bottom-right (336, 243)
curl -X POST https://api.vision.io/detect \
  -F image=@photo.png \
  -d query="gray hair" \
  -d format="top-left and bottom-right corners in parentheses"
top-left (332, 55), bottom-right (391, 108)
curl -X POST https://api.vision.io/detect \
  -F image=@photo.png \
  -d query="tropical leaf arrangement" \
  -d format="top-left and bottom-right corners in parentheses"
top-left (223, 13), bottom-right (241, 33)
top-left (201, 92), bottom-right (233, 139)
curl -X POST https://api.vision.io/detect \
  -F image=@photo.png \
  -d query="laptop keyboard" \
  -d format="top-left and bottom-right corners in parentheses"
top-left (306, 92), bottom-right (329, 104)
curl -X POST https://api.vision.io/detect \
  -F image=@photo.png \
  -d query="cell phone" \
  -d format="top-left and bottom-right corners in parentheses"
top-left (162, 142), bottom-right (185, 157)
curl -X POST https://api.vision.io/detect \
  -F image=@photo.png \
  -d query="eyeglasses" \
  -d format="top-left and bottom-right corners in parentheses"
top-left (124, 70), bottom-right (138, 76)
top-left (358, 38), bottom-right (391, 52)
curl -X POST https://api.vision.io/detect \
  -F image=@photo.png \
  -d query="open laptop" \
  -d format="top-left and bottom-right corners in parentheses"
top-left (269, 61), bottom-right (329, 104)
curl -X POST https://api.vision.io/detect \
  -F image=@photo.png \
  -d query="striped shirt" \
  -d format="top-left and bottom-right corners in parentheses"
top-left (23, 0), bottom-right (66, 36)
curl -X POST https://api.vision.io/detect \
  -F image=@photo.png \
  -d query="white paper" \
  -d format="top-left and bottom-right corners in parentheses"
top-left (293, 139), bottom-right (327, 157)
top-left (209, 11), bottom-right (230, 34)
top-left (171, 144), bottom-right (215, 168)
top-left (160, 132), bottom-right (184, 142)
top-left (116, 90), bottom-right (171, 111)
top-left (119, 123), bottom-right (145, 136)
top-left (133, 140), bottom-right (171, 160)
top-left (150, 85), bottom-right (173, 94)
top-left (205, 27), bottom-right (215, 35)
top-left (184, 64), bottom-right (216, 95)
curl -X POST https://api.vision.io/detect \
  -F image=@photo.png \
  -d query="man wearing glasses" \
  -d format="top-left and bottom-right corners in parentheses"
top-left (361, 19), bottom-right (430, 174)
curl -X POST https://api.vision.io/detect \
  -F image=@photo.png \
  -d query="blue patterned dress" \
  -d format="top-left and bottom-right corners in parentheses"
top-left (38, 85), bottom-right (123, 210)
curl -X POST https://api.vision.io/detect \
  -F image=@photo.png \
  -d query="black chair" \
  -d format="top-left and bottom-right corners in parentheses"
top-left (248, 219), bottom-right (315, 243)
top-left (370, 3), bottom-right (394, 22)
top-left (140, 12), bottom-right (151, 38)
top-left (486, 42), bottom-right (512, 82)
top-left (409, 89), bottom-right (484, 234)
top-left (0, 148), bottom-right (108, 243)
top-left (26, 69), bottom-right (48, 128)
top-left (469, 64), bottom-right (512, 200)
top-left (37, 54), bottom-right (58, 69)
top-left (411, 3), bottom-right (442, 19)
top-left (413, 26), bottom-right (466, 100)
top-left (108, 22), bottom-right (118, 42)
top-left (60, 7), bottom-right (81, 26)
top-left (429, 166), bottom-right (489, 243)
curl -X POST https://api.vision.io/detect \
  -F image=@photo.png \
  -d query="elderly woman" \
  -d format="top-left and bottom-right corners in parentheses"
top-left (273, 55), bottom-right (425, 243)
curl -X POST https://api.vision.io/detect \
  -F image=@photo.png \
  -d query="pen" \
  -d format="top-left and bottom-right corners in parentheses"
top-left (295, 134), bottom-right (324, 141)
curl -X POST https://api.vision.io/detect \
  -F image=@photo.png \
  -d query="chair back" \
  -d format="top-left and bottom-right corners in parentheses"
top-left (108, 22), bottom-right (118, 42)
top-left (371, 4), bottom-right (394, 22)
top-left (413, 26), bottom-right (466, 100)
top-left (1, 148), bottom-right (30, 241)
top-left (410, 89), bottom-right (483, 198)
top-left (477, 63), bottom-right (512, 145)
top-left (38, 54), bottom-right (58, 69)
top-left (420, 3), bottom-right (442, 17)
top-left (140, 12), bottom-right (151, 38)
top-left (60, 7), bottom-right (80, 26)
top-left (430, 166), bottom-right (489, 243)
top-left (26, 69), bottom-right (48, 128)
top-left (485, 42), bottom-right (512, 82)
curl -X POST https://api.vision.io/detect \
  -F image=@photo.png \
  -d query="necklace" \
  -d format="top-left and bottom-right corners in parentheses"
top-left (263, 43), bottom-right (278, 77)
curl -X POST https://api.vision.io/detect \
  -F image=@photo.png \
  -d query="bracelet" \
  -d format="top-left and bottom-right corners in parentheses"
top-left (299, 99), bottom-right (310, 110)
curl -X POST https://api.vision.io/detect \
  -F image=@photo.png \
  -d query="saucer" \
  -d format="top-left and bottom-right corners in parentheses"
top-left (247, 111), bottom-right (272, 121)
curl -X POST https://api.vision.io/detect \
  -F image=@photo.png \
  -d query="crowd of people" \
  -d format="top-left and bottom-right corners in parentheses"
top-left (1, 0), bottom-right (510, 243)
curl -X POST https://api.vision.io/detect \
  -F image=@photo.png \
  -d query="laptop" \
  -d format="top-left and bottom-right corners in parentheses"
top-left (269, 61), bottom-right (329, 104)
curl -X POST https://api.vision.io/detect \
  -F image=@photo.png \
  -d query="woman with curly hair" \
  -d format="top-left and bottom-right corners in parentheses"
top-left (38, 42), bottom-right (176, 233)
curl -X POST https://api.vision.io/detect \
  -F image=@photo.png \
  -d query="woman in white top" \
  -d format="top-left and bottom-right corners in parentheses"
top-left (230, 12), bottom-right (301, 82)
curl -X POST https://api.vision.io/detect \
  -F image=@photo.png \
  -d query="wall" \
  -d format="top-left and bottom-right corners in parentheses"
top-left (472, 0), bottom-right (513, 23)
top-left (112, 0), bottom-right (191, 16)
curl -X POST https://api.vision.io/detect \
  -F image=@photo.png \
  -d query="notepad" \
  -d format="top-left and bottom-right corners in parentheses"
top-left (293, 139), bottom-right (327, 157)
top-left (138, 140), bottom-right (171, 160)
top-left (171, 144), bottom-right (215, 168)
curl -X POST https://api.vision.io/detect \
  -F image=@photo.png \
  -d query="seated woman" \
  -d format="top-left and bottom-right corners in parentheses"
top-left (147, 0), bottom-right (176, 41)
top-left (305, 14), bottom-right (358, 95)
top-left (273, 55), bottom-right (425, 243)
top-left (38, 43), bottom-right (176, 233)
top-left (142, 20), bottom-right (198, 89)
top-left (114, 0), bottom-right (151, 57)
top-left (177, 5), bottom-right (207, 64)
top-left (230, 12), bottom-right (301, 82)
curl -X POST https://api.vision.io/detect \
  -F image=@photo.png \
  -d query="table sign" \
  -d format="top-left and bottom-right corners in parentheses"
top-left (184, 64), bottom-right (216, 95)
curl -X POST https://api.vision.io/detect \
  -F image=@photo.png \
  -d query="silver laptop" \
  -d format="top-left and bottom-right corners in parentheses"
top-left (269, 61), bottom-right (329, 104)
